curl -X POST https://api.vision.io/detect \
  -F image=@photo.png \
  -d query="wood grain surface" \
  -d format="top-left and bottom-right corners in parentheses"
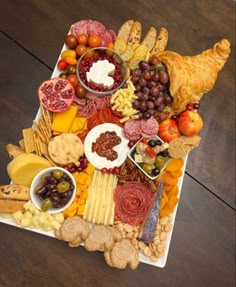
top-left (0, 0), bottom-right (235, 286)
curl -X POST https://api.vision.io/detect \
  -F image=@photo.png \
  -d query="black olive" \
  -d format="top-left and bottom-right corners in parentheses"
top-left (152, 168), bottom-right (160, 176)
top-left (148, 139), bottom-right (156, 147)
top-left (155, 139), bottom-right (162, 146)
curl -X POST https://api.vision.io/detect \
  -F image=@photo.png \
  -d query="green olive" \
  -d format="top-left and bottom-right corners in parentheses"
top-left (52, 169), bottom-right (64, 179)
top-left (142, 163), bottom-right (154, 174)
top-left (57, 181), bottom-right (70, 193)
top-left (155, 156), bottom-right (168, 170)
top-left (41, 198), bottom-right (53, 212)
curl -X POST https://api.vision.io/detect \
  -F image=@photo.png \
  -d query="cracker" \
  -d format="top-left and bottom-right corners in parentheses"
top-left (117, 20), bottom-right (134, 43)
top-left (22, 128), bottom-right (35, 153)
top-left (168, 135), bottom-right (201, 158)
top-left (141, 27), bottom-right (157, 51)
top-left (18, 139), bottom-right (25, 151)
top-left (150, 27), bottom-right (168, 55)
top-left (127, 21), bottom-right (142, 45)
top-left (48, 133), bottom-right (84, 165)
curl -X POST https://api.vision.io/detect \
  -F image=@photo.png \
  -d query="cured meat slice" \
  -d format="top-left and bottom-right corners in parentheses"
top-left (106, 29), bottom-right (116, 42)
top-left (71, 20), bottom-right (90, 37)
top-left (101, 30), bottom-right (113, 47)
top-left (114, 181), bottom-right (154, 226)
top-left (140, 117), bottom-right (159, 137)
top-left (123, 119), bottom-right (142, 141)
top-left (87, 20), bottom-right (106, 36)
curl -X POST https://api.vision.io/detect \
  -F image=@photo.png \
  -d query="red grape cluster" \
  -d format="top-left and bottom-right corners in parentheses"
top-left (131, 57), bottom-right (173, 119)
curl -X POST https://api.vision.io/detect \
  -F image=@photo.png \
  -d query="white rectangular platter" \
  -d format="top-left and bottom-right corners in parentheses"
top-left (0, 26), bottom-right (188, 268)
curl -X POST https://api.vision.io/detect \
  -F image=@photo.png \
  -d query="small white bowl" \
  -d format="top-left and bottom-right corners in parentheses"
top-left (30, 167), bottom-right (76, 214)
top-left (128, 136), bottom-right (170, 180)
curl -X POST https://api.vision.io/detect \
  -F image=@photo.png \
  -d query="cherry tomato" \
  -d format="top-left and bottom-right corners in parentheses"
top-left (74, 85), bottom-right (87, 98)
top-left (88, 35), bottom-right (102, 48)
top-left (67, 65), bottom-right (76, 74)
top-left (106, 42), bottom-right (114, 56)
top-left (77, 34), bottom-right (88, 45)
top-left (67, 74), bottom-right (78, 88)
top-left (84, 48), bottom-right (95, 59)
top-left (57, 59), bottom-right (68, 70)
top-left (65, 35), bottom-right (78, 49)
top-left (75, 44), bottom-right (87, 56)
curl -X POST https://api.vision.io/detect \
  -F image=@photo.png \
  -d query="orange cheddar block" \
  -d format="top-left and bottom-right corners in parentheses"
top-left (84, 163), bottom-right (95, 175)
top-left (69, 116), bottom-right (87, 134)
top-left (51, 105), bottom-right (79, 133)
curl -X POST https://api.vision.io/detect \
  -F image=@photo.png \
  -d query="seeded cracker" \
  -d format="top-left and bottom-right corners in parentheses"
top-left (22, 128), bottom-right (35, 153)
top-left (168, 135), bottom-right (201, 158)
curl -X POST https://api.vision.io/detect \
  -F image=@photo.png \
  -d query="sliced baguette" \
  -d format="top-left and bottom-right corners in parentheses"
top-left (117, 20), bottom-right (134, 43)
top-left (0, 185), bottom-right (30, 201)
top-left (0, 199), bottom-right (26, 213)
top-left (141, 27), bottom-right (157, 51)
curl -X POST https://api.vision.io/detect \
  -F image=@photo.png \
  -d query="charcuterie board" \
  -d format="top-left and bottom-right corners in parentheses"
top-left (0, 19), bottom-right (230, 270)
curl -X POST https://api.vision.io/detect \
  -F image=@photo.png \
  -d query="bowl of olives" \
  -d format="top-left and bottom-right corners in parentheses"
top-left (30, 167), bottom-right (76, 214)
top-left (128, 136), bottom-right (170, 180)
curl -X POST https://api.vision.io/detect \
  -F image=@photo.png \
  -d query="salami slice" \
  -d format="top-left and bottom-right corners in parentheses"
top-left (123, 119), bottom-right (142, 140)
top-left (114, 181), bottom-right (154, 226)
top-left (101, 30), bottom-right (113, 47)
top-left (140, 117), bottom-right (159, 137)
top-left (87, 20), bottom-right (106, 36)
top-left (106, 29), bottom-right (117, 42)
top-left (71, 20), bottom-right (90, 37)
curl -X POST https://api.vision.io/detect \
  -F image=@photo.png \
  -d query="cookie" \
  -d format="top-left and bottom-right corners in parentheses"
top-left (48, 133), bottom-right (84, 165)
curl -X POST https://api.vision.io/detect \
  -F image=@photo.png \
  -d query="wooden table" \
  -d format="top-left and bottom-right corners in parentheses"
top-left (0, 1), bottom-right (235, 286)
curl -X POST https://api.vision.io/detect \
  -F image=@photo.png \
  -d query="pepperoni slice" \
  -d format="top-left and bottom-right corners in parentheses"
top-left (114, 181), bottom-right (154, 226)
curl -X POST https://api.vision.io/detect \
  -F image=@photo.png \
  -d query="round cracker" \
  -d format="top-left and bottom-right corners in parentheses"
top-left (48, 133), bottom-right (84, 165)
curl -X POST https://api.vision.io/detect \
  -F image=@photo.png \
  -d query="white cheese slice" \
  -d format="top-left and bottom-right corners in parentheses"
top-left (86, 59), bottom-right (115, 89)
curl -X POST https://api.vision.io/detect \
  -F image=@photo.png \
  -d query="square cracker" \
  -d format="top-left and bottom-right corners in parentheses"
top-left (22, 128), bottom-right (35, 153)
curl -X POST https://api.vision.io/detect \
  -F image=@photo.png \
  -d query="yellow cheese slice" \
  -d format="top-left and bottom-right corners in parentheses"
top-left (69, 116), bottom-right (87, 133)
top-left (7, 153), bottom-right (52, 187)
top-left (51, 105), bottom-right (79, 133)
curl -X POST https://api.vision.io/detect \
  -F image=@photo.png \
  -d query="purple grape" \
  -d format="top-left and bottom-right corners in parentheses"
top-left (132, 68), bottom-right (142, 77)
top-left (139, 101), bottom-right (147, 112)
top-left (150, 86), bottom-right (159, 96)
top-left (164, 94), bottom-right (173, 105)
top-left (159, 70), bottom-right (169, 84)
top-left (132, 100), bottom-right (140, 109)
top-left (139, 78), bottom-right (147, 87)
top-left (146, 100), bottom-right (155, 110)
top-left (143, 70), bottom-right (152, 80)
top-left (135, 83), bottom-right (142, 92)
top-left (139, 61), bottom-right (150, 70)
top-left (131, 75), bottom-right (140, 84)
top-left (154, 96), bottom-right (164, 107)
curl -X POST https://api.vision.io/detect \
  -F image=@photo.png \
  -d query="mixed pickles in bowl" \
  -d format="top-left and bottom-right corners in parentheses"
top-left (128, 136), bottom-right (170, 180)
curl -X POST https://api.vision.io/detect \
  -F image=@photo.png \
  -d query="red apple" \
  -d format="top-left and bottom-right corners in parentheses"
top-left (158, 119), bottom-right (181, 142)
top-left (178, 110), bottom-right (203, 136)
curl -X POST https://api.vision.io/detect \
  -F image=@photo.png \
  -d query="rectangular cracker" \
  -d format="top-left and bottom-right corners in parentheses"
top-left (22, 128), bottom-right (35, 153)
top-left (150, 27), bottom-right (168, 55)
